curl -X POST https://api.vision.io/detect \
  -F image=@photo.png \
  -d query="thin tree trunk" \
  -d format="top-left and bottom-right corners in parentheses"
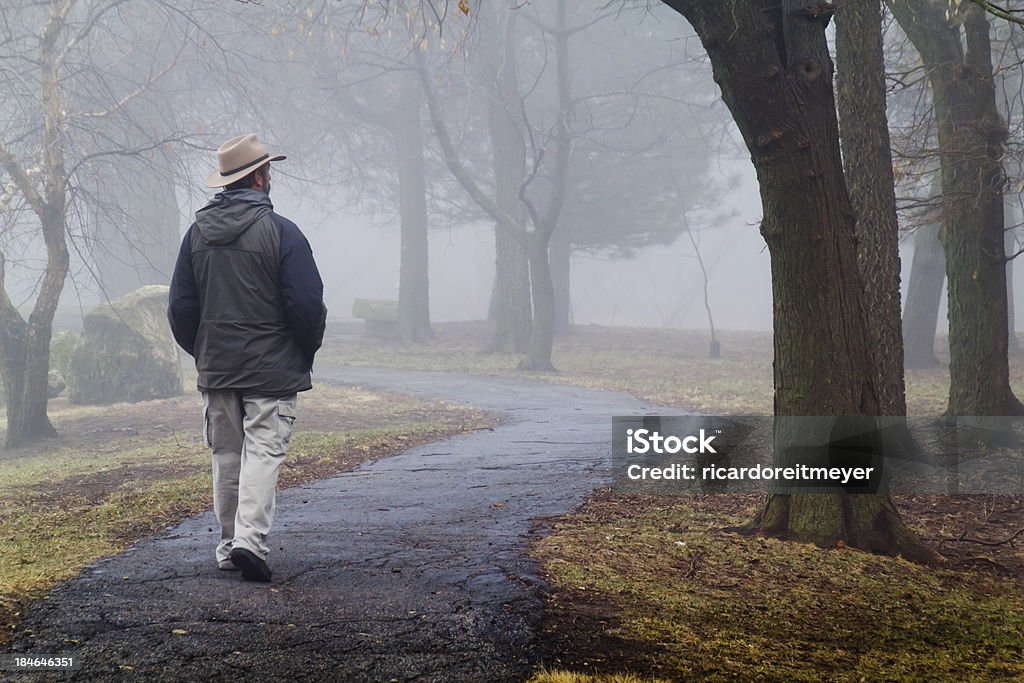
top-left (903, 220), bottom-right (945, 368)
top-left (684, 222), bottom-right (719, 358)
top-left (550, 223), bottom-right (571, 335)
top-left (417, 2), bottom-right (567, 370)
top-left (663, 0), bottom-right (935, 561)
top-left (516, 0), bottom-right (572, 370)
top-left (1006, 201), bottom-right (1021, 355)
top-left (835, 0), bottom-right (907, 416)
top-left (520, 233), bottom-right (556, 371)
top-left (394, 82), bottom-right (433, 343)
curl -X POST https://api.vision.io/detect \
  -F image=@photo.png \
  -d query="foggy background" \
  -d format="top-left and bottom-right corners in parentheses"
top-left (3, 0), bottom-right (1018, 336)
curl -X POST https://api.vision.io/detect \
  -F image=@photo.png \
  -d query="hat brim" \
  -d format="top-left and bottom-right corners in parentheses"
top-left (206, 153), bottom-right (286, 188)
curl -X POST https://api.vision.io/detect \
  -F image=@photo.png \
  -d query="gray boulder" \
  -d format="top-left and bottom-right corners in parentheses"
top-left (47, 370), bottom-right (66, 399)
top-left (50, 330), bottom-right (78, 387)
top-left (68, 285), bottom-right (182, 404)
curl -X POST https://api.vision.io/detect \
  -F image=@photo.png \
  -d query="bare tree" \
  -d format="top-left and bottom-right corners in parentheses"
top-left (0, 0), bottom-right (200, 448)
top-left (417, 0), bottom-right (573, 370)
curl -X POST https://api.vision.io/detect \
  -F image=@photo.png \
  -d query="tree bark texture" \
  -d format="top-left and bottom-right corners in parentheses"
top-left (520, 233), bottom-right (556, 371)
top-left (484, 7), bottom-right (532, 354)
top-left (835, 0), bottom-right (907, 416)
top-left (0, 256), bottom-right (32, 448)
top-left (903, 221), bottom-right (946, 368)
top-left (515, 0), bottom-right (572, 371)
top-left (490, 228), bottom-right (532, 353)
top-left (550, 222), bottom-right (571, 335)
top-left (393, 80), bottom-right (433, 343)
top-left (890, 0), bottom-right (1020, 416)
top-left (1006, 201), bottom-right (1021, 355)
top-left (662, 0), bottom-right (934, 560)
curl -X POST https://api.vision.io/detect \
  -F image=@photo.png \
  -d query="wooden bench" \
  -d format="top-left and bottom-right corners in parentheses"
top-left (351, 298), bottom-right (399, 338)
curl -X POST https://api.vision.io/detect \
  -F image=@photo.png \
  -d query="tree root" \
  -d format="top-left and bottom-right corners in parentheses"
top-left (732, 493), bottom-right (946, 566)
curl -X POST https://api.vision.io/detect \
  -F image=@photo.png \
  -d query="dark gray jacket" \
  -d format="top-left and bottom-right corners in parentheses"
top-left (168, 189), bottom-right (326, 395)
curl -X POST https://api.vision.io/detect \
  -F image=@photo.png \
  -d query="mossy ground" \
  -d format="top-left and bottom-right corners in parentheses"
top-left (0, 380), bottom-right (494, 648)
top-left (528, 671), bottom-right (670, 683)
top-left (532, 491), bottom-right (1024, 682)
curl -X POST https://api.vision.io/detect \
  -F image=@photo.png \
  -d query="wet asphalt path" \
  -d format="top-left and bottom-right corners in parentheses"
top-left (6, 367), bottom-right (665, 682)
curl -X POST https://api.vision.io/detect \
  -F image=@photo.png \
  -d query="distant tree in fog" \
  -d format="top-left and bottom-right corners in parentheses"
top-left (418, 1), bottom-right (726, 365)
top-left (544, 9), bottom-right (728, 334)
top-left (260, 1), bottom-right (501, 343)
top-left (418, 0), bottom-right (574, 370)
top-left (889, 0), bottom-right (1022, 417)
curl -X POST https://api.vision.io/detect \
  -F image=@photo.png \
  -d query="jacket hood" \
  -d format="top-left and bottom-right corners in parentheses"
top-left (195, 189), bottom-right (273, 245)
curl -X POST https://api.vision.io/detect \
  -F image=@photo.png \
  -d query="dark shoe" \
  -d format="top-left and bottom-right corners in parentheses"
top-left (229, 547), bottom-right (272, 583)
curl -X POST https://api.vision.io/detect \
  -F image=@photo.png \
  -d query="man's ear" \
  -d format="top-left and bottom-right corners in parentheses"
top-left (253, 165), bottom-right (268, 191)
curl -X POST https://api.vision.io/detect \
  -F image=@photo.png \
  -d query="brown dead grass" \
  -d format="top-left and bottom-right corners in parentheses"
top-left (322, 321), bottom-right (1024, 416)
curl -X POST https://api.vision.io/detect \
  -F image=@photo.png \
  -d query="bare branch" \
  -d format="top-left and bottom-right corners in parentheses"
top-left (414, 44), bottom-right (527, 244)
top-left (0, 143), bottom-right (46, 219)
top-left (972, 0), bottom-right (1024, 26)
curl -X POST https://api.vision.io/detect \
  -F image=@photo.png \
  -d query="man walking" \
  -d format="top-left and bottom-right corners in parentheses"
top-left (168, 134), bottom-right (326, 583)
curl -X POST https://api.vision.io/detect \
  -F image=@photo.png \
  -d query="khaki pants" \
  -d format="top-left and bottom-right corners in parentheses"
top-left (202, 391), bottom-right (297, 564)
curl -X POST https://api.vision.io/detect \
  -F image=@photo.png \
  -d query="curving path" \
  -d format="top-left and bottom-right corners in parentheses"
top-left (6, 366), bottom-right (665, 682)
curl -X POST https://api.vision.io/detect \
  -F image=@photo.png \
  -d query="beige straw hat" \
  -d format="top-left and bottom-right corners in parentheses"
top-left (206, 133), bottom-right (286, 187)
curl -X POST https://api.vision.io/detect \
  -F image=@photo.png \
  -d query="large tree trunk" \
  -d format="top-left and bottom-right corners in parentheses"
top-left (890, 1), bottom-right (1020, 417)
top-left (393, 82), bottom-right (433, 343)
top-left (903, 220), bottom-right (945, 368)
top-left (485, 8), bottom-right (531, 354)
top-left (835, 0), bottom-right (907, 417)
top-left (663, 0), bottom-right (934, 561)
top-left (550, 223), bottom-right (571, 335)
